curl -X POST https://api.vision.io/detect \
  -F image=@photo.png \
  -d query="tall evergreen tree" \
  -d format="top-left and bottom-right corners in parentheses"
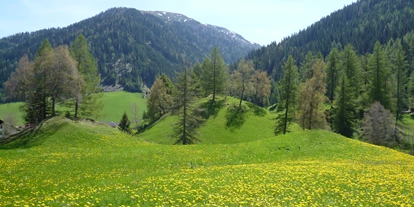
top-left (275, 56), bottom-right (299, 135)
top-left (173, 67), bottom-right (202, 145)
top-left (332, 74), bottom-right (356, 137)
top-left (367, 41), bottom-right (393, 110)
top-left (201, 47), bottom-right (227, 102)
top-left (326, 48), bottom-right (340, 101)
top-left (70, 34), bottom-right (101, 120)
top-left (341, 44), bottom-right (362, 93)
top-left (118, 111), bottom-right (132, 134)
top-left (393, 40), bottom-right (408, 121)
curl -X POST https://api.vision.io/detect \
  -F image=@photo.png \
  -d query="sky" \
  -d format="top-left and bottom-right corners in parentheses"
top-left (0, 0), bottom-right (356, 46)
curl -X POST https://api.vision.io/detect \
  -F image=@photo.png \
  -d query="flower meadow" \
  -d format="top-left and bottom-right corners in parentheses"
top-left (0, 118), bottom-right (414, 206)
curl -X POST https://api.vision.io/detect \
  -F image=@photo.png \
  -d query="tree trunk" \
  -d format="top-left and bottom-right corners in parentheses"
top-left (75, 97), bottom-right (79, 120)
top-left (52, 97), bottom-right (56, 116)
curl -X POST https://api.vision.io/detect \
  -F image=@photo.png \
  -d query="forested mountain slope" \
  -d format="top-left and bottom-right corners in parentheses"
top-left (247, 0), bottom-right (414, 80)
top-left (0, 7), bottom-right (259, 92)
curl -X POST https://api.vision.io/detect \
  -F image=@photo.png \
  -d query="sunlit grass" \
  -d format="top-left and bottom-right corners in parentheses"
top-left (0, 91), bottom-right (146, 125)
top-left (1, 117), bottom-right (413, 206)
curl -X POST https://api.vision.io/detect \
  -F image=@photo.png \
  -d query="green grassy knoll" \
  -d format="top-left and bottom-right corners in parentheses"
top-left (0, 116), bottom-right (413, 206)
top-left (0, 91), bottom-right (146, 125)
top-left (139, 96), bottom-right (301, 145)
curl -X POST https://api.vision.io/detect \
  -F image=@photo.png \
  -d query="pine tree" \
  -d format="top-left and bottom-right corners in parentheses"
top-left (326, 48), bottom-right (340, 101)
top-left (118, 111), bottom-right (132, 134)
top-left (275, 56), bottom-right (299, 135)
top-left (173, 67), bottom-right (202, 145)
top-left (297, 59), bottom-right (328, 130)
top-left (332, 74), bottom-right (356, 137)
top-left (367, 41), bottom-right (393, 110)
top-left (201, 47), bottom-right (227, 102)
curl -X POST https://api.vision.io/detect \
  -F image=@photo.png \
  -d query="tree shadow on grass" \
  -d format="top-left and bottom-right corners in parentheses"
top-left (0, 118), bottom-right (68, 149)
top-left (245, 102), bottom-right (267, 117)
top-left (196, 99), bottom-right (226, 119)
top-left (225, 104), bottom-right (247, 131)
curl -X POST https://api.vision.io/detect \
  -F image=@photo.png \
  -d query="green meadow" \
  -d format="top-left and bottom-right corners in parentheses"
top-left (0, 91), bottom-right (146, 125)
top-left (0, 97), bottom-right (413, 206)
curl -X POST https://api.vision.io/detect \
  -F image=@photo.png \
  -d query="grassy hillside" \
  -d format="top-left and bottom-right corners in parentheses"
top-left (0, 91), bottom-right (146, 125)
top-left (139, 96), bottom-right (300, 145)
top-left (0, 117), bottom-right (413, 206)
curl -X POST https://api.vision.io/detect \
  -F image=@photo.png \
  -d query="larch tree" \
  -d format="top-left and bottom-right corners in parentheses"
top-left (297, 59), bottom-right (328, 130)
top-left (251, 70), bottom-right (271, 107)
top-left (33, 39), bottom-right (54, 121)
top-left (275, 56), bottom-right (299, 135)
top-left (367, 41), bottom-right (393, 110)
top-left (49, 45), bottom-right (84, 116)
top-left (146, 75), bottom-right (173, 121)
top-left (70, 34), bottom-right (101, 120)
top-left (201, 47), bottom-right (227, 102)
top-left (326, 48), bottom-right (340, 102)
top-left (3, 54), bottom-right (34, 102)
top-left (332, 74), bottom-right (356, 137)
top-left (172, 67), bottom-right (202, 145)
top-left (300, 51), bottom-right (316, 81)
top-left (230, 59), bottom-right (254, 109)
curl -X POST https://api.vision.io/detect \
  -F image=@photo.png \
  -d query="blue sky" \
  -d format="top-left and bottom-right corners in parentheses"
top-left (0, 0), bottom-right (356, 46)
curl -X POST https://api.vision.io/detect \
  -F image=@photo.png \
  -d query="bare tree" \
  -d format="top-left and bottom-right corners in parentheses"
top-left (131, 102), bottom-right (140, 130)
top-left (363, 102), bottom-right (396, 147)
top-left (3, 113), bottom-right (17, 137)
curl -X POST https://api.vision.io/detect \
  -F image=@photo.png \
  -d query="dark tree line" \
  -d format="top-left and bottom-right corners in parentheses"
top-left (246, 0), bottom-right (414, 90)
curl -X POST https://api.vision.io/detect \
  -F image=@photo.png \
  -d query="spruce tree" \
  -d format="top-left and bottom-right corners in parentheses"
top-left (118, 111), bottom-right (132, 134)
top-left (326, 48), bottom-right (340, 101)
top-left (393, 40), bottom-right (408, 121)
top-left (173, 67), bottom-right (202, 145)
top-left (367, 41), bottom-right (393, 110)
top-left (341, 44), bottom-right (361, 93)
top-left (332, 74), bottom-right (356, 137)
top-left (275, 56), bottom-right (299, 135)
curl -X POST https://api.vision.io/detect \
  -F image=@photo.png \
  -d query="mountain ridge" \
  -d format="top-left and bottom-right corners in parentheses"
top-left (0, 7), bottom-right (259, 95)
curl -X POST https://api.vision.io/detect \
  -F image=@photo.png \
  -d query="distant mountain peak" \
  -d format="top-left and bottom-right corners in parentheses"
top-left (143, 10), bottom-right (260, 47)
